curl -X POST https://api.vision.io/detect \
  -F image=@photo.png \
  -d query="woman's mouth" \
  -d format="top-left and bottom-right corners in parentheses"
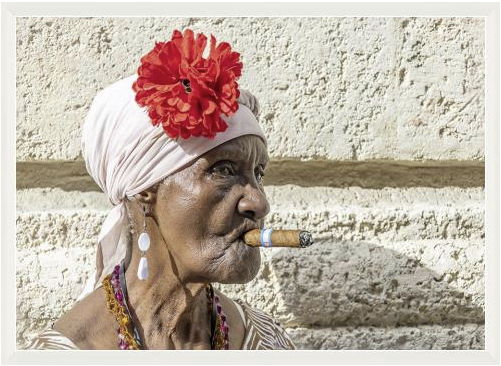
top-left (229, 235), bottom-right (247, 247)
top-left (227, 224), bottom-right (261, 244)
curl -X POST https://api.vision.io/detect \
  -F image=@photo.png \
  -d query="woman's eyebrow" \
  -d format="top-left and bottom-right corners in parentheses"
top-left (209, 150), bottom-right (238, 161)
top-left (208, 146), bottom-right (269, 165)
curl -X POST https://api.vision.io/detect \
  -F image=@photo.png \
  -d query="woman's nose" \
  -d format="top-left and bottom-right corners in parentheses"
top-left (237, 186), bottom-right (270, 221)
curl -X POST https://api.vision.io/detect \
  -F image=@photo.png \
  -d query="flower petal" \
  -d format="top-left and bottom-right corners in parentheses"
top-left (177, 99), bottom-right (191, 113)
top-left (132, 28), bottom-right (242, 139)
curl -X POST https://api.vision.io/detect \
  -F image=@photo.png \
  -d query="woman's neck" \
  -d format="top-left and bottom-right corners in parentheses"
top-left (123, 223), bottom-right (212, 349)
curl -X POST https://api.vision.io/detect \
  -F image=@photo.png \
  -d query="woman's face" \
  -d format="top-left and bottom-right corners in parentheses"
top-left (154, 135), bottom-right (269, 284)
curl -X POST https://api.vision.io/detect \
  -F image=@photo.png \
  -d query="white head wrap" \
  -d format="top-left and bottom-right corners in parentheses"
top-left (79, 75), bottom-right (265, 299)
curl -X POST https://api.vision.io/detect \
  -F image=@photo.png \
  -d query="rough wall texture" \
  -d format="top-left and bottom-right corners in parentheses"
top-left (16, 17), bottom-right (484, 350)
top-left (16, 17), bottom-right (484, 161)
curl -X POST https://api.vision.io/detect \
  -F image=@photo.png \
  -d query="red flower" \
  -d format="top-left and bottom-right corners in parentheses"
top-left (132, 29), bottom-right (243, 139)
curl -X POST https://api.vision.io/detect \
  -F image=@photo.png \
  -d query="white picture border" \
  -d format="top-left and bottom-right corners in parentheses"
top-left (1, 1), bottom-right (499, 365)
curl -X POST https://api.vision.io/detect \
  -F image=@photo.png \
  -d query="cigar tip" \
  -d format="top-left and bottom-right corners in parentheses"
top-left (299, 231), bottom-right (314, 248)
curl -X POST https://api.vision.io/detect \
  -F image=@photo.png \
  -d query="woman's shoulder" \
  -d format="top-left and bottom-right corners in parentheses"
top-left (23, 327), bottom-right (80, 350)
top-left (27, 287), bottom-right (116, 350)
top-left (232, 298), bottom-right (296, 350)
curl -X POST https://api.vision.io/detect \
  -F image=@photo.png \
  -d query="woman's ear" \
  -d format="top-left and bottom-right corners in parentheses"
top-left (133, 187), bottom-right (157, 206)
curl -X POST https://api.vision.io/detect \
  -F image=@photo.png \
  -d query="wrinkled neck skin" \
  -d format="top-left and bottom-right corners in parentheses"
top-left (123, 204), bottom-right (211, 350)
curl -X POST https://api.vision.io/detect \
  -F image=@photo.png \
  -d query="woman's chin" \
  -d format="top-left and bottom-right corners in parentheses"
top-left (218, 244), bottom-right (261, 284)
top-left (219, 271), bottom-right (258, 284)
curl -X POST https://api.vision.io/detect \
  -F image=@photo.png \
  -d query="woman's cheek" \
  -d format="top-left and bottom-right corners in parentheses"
top-left (205, 190), bottom-right (240, 234)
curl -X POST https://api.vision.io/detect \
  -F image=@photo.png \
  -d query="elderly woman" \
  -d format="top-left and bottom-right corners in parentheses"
top-left (26, 29), bottom-right (296, 350)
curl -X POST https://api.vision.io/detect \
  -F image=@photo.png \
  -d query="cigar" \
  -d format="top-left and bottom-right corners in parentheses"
top-left (243, 229), bottom-right (314, 248)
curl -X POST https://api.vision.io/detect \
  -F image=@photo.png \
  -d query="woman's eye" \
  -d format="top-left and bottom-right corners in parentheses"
top-left (255, 167), bottom-right (265, 183)
top-left (210, 162), bottom-right (235, 177)
top-left (218, 166), bottom-right (233, 175)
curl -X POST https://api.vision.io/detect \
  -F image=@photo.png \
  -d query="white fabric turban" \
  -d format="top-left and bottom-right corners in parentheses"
top-left (79, 75), bottom-right (266, 299)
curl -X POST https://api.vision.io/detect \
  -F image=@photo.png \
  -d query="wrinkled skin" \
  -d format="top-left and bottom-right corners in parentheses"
top-left (53, 134), bottom-right (270, 349)
top-left (153, 134), bottom-right (269, 284)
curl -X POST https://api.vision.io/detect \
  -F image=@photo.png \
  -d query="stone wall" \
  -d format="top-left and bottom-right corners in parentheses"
top-left (16, 17), bottom-right (485, 350)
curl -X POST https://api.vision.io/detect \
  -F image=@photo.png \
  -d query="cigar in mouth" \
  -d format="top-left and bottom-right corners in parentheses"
top-left (243, 229), bottom-right (314, 248)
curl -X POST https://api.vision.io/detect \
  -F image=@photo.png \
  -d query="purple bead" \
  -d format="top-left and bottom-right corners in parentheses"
top-left (116, 290), bottom-right (123, 302)
top-left (119, 338), bottom-right (129, 350)
top-left (216, 304), bottom-right (222, 313)
top-left (114, 265), bottom-right (120, 274)
top-left (221, 314), bottom-right (227, 322)
top-left (214, 296), bottom-right (220, 302)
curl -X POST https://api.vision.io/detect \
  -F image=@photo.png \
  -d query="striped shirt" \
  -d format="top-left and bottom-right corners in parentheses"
top-left (24, 299), bottom-right (296, 350)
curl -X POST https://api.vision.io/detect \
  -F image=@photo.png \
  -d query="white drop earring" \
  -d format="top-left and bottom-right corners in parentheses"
top-left (137, 205), bottom-right (150, 280)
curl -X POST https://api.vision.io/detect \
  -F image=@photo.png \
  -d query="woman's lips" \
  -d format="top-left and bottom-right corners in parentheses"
top-left (227, 224), bottom-right (261, 244)
top-left (231, 237), bottom-right (255, 251)
top-left (222, 235), bottom-right (247, 250)
top-left (231, 236), bottom-right (246, 246)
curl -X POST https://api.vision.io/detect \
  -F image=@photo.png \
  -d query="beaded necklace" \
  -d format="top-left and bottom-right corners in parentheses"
top-left (102, 264), bottom-right (229, 350)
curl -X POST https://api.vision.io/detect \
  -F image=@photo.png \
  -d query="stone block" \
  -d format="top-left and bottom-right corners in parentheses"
top-left (286, 323), bottom-right (484, 350)
top-left (16, 186), bottom-right (485, 347)
top-left (16, 17), bottom-right (484, 161)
